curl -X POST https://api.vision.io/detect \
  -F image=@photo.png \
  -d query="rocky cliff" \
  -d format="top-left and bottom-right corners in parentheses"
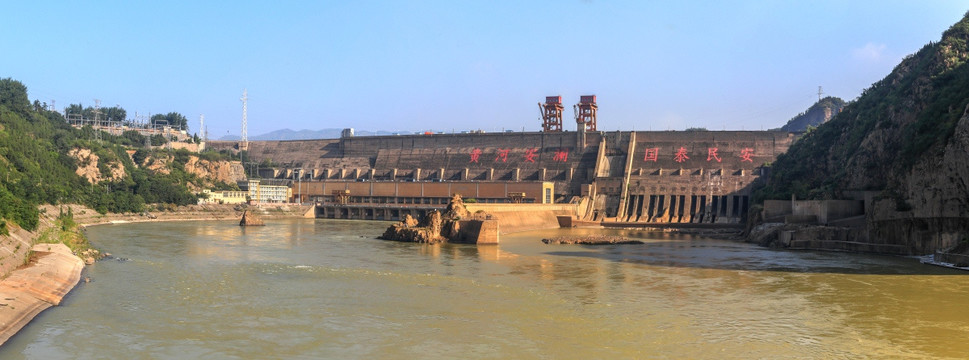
top-left (138, 153), bottom-right (246, 189)
top-left (183, 156), bottom-right (247, 187)
top-left (780, 97), bottom-right (846, 132)
top-left (69, 148), bottom-right (126, 184)
top-left (761, 12), bottom-right (969, 254)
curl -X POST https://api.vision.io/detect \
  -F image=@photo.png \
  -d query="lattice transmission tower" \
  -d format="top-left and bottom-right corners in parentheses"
top-left (199, 114), bottom-right (205, 141)
top-left (93, 99), bottom-right (102, 143)
top-left (240, 89), bottom-right (248, 151)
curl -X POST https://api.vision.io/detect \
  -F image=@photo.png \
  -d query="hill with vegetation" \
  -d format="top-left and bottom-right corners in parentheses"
top-left (0, 78), bottom-right (239, 235)
top-left (779, 96), bottom-right (846, 132)
top-left (757, 11), bottom-right (969, 253)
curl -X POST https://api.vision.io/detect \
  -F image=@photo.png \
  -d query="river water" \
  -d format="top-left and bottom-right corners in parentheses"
top-left (0, 218), bottom-right (967, 359)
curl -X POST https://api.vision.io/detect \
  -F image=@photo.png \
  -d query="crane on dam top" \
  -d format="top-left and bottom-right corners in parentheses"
top-left (539, 96), bottom-right (564, 132)
top-left (574, 95), bottom-right (598, 132)
top-left (540, 95), bottom-right (598, 132)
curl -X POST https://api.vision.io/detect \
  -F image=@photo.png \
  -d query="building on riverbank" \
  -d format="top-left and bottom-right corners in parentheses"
top-left (197, 189), bottom-right (249, 205)
top-left (241, 179), bottom-right (292, 204)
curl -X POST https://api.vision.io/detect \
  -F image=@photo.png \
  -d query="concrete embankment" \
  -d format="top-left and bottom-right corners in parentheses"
top-left (465, 204), bottom-right (577, 234)
top-left (0, 243), bottom-right (83, 346)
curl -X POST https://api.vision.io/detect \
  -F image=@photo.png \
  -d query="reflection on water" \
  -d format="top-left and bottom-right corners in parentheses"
top-left (0, 219), bottom-right (967, 359)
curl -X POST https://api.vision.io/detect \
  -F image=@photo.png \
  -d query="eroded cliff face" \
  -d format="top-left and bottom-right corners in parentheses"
top-left (136, 154), bottom-right (246, 188)
top-left (183, 156), bottom-right (247, 186)
top-left (779, 97), bottom-right (846, 132)
top-left (865, 107), bottom-right (969, 253)
top-left (69, 148), bottom-right (126, 184)
top-left (903, 109), bottom-right (969, 218)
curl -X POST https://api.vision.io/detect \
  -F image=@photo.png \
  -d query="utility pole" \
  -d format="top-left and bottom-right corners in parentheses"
top-left (240, 88), bottom-right (248, 151)
top-left (297, 168), bottom-right (303, 204)
top-left (199, 114), bottom-right (206, 151)
top-left (93, 99), bottom-right (102, 143)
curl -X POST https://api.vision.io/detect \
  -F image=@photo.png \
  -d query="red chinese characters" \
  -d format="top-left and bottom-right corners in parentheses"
top-left (495, 148), bottom-right (510, 162)
top-left (643, 147), bottom-right (659, 162)
top-left (739, 148), bottom-right (754, 162)
top-left (674, 147), bottom-right (689, 163)
top-left (469, 148), bottom-right (482, 163)
top-left (707, 147), bottom-right (722, 162)
top-left (553, 148), bottom-right (569, 162)
top-left (524, 148), bottom-right (538, 163)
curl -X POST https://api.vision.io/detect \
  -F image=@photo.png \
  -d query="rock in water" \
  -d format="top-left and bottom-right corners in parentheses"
top-left (541, 235), bottom-right (643, 245)
top-left (379, 194), bottom-right (489, 244)
top-left (239, 210), bottom-right (265, 226)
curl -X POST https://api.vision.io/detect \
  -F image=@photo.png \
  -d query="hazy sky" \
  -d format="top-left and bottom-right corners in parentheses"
top-left (3, 1), bottom-right (966, 137)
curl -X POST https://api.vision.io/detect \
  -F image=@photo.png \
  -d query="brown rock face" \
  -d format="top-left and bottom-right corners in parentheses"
top-left (401, 214), bottom-right (418, 227)
top-left (139, 154), bottom-right (245, 189)
top-left (239, 210), bottom-right (265, 226)
top-left (183, 157), bottom-right (247, 186)
top-left (69, 148), bottom-right (126, 184)
top-left (442, 194), bottom-right (471, 219)
top-left (379, 195), bottom-right (487, 244)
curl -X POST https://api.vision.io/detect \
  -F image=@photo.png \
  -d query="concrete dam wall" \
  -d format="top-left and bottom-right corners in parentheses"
top-left (209, 130), bottom-right (794, 224)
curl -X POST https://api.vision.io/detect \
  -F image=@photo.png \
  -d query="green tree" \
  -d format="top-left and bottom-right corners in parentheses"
top-left (150, 134), bottom-right (168, 146)
top-left (122, 130), bottom-right (146, 146)
top-left (150, 112), bottom-right (188, 130)
top-left (65, 103), bottom-right (84, 117)
top-left (131, 148), bottom-right (149, 165)
top-left (0, 78), bottom-right (30, 115)
top-left (102, 106), bottom-right (127, 123)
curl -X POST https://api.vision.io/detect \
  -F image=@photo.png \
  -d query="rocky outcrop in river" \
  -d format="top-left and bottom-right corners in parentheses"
top-left (542, 235), bottom-right (643, 245)
top-left (239, 210), bottom-right (265, 226)
top-left (379, 194), bottom-right (484, 244)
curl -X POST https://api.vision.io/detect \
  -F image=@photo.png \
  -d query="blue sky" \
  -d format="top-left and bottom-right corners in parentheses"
top-left (2, 1), bottom-right (966, 138)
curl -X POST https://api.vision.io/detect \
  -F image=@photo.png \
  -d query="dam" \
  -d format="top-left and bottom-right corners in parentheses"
top-left (207, 129), bottom-right (792, 224)
top-left (207, 97), bottom-right (795, 224)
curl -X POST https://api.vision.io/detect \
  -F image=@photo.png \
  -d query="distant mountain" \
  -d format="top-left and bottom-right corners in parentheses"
top-left (218, 128), bottom-right (413, 141)
top-left (780, 97), bottom-right (846, 132)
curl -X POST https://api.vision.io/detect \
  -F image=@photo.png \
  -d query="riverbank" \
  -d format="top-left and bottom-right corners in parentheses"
top-left (0, 243), bottom-right (83, 346)
top-left (54, 203), bottom-right (314, 228)
top-left (0, 203), bottom-right (313, 347)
